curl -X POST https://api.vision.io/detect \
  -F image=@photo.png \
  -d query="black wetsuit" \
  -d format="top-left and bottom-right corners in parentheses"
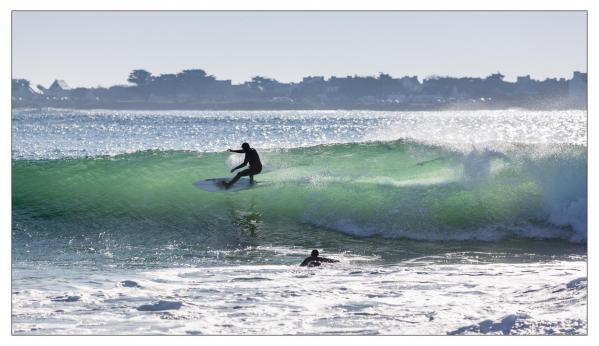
top-left (228, 148), bottom-right (262, 186)
top-left (300, 256), bottom-right (339, 267)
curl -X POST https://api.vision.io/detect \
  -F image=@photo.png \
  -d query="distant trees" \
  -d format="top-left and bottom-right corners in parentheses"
top-left (150, 74), bottom-right (178, 101)
top-left (291, 76), bottom-right (327, 101)
top-left (12, 79), bottom-right (38, 101)
top-left (127, 69), bottom-right (153, 101)
top-left (116, 68), bottom-right (584, 105)
top-left (245, 76), bottom-right (289, 97)
top-left (127, 69), bottom-right (153, 87)
top-left (125, 68), bottom-right (222, 102)
top-left (12, 68), bottom-right (587, 109)
top-left (249, 76), bottom-right (275, 90)
top-left (12, 79), bottom-right (30, 92)
top-left (176, 69), bottom-right (216, 98)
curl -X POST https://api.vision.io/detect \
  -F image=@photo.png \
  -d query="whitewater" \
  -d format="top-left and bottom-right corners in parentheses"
top-left (12, 108), bottom-right (587, 335)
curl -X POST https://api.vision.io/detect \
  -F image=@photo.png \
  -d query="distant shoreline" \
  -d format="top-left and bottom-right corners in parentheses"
top-left (11, 103), bottom-right (587, 112)
top-left (12, 69), bottom-right (587, 113)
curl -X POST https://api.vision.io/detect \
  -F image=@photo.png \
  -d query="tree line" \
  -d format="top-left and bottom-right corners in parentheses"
top-left (12, 68), bottom-right (587, 110)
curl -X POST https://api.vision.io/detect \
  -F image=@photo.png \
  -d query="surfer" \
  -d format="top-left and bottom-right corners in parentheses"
top-left (223, 142), bottom-right (262, 189)
top-left (300, 249), bottom-right (339, 267)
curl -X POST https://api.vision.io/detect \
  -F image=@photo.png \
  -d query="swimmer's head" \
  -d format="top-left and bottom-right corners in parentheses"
top-left (311, 249), bottom-right (319, 257)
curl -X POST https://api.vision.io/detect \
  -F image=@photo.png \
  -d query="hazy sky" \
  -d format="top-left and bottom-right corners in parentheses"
top-left (12, 11), bottom-right (587, 88)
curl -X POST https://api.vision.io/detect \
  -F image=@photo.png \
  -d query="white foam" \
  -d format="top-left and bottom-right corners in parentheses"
top-left (12, 260), bottom-right (587, 335)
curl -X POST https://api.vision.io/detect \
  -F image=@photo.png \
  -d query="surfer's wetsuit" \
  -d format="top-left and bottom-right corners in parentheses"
top-left (226, 147), bottom-right (262, 187)
top-left (300, 256), bottom-right (339, 267)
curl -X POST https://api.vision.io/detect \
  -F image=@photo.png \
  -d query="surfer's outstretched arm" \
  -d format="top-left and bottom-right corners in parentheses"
top-left (228, 149), bottom-right (244, 153)
top-left (299, 256), bottom-right (339, 266)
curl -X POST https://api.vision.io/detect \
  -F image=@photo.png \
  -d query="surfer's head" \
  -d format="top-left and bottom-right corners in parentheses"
top-left (311, 249), bottom-right (319, 257)
top-left (241, 142), bottom-right (250, 152)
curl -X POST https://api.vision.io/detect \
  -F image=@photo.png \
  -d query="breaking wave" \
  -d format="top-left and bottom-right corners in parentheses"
top-left (12, 139), bottom-right (587, 243)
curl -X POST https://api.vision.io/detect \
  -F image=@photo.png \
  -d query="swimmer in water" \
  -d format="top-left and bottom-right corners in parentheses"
top-left (300, 249), bottom-right (339, 267)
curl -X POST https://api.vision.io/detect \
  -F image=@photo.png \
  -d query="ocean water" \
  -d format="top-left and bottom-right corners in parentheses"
top-left (12, 108), bottom-right (587, 335)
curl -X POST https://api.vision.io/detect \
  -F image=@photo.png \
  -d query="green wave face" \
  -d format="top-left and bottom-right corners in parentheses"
top-left (12, 140), bottom-right (587, 248)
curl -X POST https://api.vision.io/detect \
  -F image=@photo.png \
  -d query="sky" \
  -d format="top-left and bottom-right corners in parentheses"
top-left (12, 11), bottom-right (587, 88)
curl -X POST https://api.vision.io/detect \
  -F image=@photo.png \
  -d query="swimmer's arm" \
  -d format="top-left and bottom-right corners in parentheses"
top-left (317, 257), bottom-right (339, 263)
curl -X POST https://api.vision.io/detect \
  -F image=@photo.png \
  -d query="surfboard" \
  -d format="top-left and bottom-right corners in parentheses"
top-left (193, 178), bottom-right (257, 192)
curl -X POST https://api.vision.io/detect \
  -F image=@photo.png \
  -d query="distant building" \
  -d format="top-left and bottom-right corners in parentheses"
top-left (70, 87), bottom-right (100, 105)
top-left (302, 76), bottom-right (325, 84)
top-left (568, 71), bottom-right (587, 101)
top-left (515, 75), bottom-right (538, 96)
top-left (45, 80), bottom-right (71, 98)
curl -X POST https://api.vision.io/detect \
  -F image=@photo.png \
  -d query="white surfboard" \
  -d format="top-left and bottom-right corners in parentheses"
top-left (193, 178), bottom-right (257, 192)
